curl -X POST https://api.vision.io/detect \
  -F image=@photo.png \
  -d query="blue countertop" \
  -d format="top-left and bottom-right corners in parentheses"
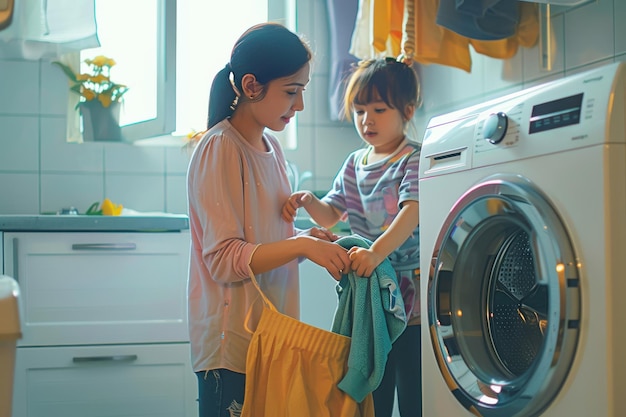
top-left (0, 214), bottom-right (189, 232)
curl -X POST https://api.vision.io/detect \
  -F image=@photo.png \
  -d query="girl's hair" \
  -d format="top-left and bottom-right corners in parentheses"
top-left (342, 58), bottom-right (422, 121)
top-left (207, 23), bottom-right (312, 129)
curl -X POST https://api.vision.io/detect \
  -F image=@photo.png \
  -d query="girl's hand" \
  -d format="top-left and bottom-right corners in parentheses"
top-left (347, 246), bottom-right (385, 278)
top-left (281, 191), bottom-right (313, 222)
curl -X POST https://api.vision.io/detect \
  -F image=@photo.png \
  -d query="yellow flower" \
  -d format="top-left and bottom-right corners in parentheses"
top-left (53, 55), bottom-right (128, 108)
top-left (81, 88), bottom-right (96, 101)
top-left (98, 94), bottom-right (112, 108)
top-left (88, 55), bottom-right (116, 67)
top-left (89, 74), bottom-right (109, 84)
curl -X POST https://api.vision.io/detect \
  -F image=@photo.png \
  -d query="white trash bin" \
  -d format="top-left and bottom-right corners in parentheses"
top-left (0, 276), bottom-right (21, 417)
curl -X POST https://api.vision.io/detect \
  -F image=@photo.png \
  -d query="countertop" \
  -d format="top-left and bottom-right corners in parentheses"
top-left (0, 214), bottom-right (189, 232)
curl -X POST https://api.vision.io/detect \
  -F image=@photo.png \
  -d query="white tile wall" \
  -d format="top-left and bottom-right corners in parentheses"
top-left (166, 175), bottom-right (188, 215)
top-left (40, 117), bottom-right (105, 173)
top-left (105, 173), bottom-right (166, 212)
top-left (0, 60), bottom-right (39, 114)
top-left (0, 116), bottom-right (39, 171)
top-left (165, 147), bottom-right (193, 175)
top-left (0, 0), bottom-right (622, 214)
top-left (521, 11), bottom-right (566, 82)
top-left (40, 173), bottom-right (103, 213)
top-left (0, 173), bottom-right (39, 214)
top-left (616, 0), bottom-right (626, 55)
top-left (40, 61), bottom-right (70, 116)
top-left (564, 0), bottom-right (614, 69)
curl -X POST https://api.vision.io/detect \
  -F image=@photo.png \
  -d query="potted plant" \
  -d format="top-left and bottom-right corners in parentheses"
top-left (54, 56), bottom-right (129, 141)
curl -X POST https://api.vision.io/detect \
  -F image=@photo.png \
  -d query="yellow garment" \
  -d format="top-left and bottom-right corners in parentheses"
top-left (402, 0), bottom-right (472, 72)
top-left (389, 0), bottom-right (405, 55)
top-left (470, 2), bottom-right (539, 59)
top-left (372, 0), bottom-right (404, 56)
top-left (419, 28), bottom-right (472, 72)
top-left (373, 0), bottom-right (390, 53)
top-left (400, 0), bottom-right (537, 71)
top-left (241, 269), bottom-right (374, 417)
top-left (351, 0), bottom-right (404, 58)
top-left (514, 1), bottom-right (539, 48)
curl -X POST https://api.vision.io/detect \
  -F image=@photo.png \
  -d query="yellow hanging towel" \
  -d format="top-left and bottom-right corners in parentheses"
top-left (240, 266), bottom-right (375, 417)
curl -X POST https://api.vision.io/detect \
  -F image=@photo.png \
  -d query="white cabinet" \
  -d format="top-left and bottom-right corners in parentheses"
top-left (3, 231), bottom-right (197, 417)
top-left (13, 344), bottom-right (196, 417)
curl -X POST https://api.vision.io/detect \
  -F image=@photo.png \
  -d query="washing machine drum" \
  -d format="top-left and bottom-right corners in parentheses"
top-left (428, 174), bottom-right (581, 417)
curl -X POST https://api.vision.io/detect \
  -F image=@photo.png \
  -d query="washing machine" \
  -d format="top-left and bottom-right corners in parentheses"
top-left (418, 62), bottom-right (626, 417)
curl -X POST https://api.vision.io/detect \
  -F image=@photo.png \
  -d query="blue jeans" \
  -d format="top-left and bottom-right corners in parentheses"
top-left (196, 369), bottom-right (245, 417)
top-left (373, 324), bottom-right (422, 417)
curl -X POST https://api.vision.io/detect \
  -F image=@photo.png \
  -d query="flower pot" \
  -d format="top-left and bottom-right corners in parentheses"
top-left (80, 101), bottom-right (123, 142)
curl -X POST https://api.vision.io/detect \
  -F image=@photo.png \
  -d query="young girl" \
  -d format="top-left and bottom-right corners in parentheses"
top-left (187, 23), bottom-right (351, 417)
top-left (282, 57), bottom-right (422, 417)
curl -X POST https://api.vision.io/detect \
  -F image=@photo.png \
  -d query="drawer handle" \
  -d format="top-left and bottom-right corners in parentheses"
top-left (71, 243), bottom-right (137, 251)
top-left (73, 354), bottom-right (138, 363)
top-left (12, 237), bottom-right (19, 282)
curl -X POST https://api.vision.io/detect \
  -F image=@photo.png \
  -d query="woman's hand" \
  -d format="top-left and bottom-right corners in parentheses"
top-left (300, 236), bottom-right (350, 281)
top-left (282, 191), bottom-right (314, 222)
top-left (297, 226), bottom-right (340, 242)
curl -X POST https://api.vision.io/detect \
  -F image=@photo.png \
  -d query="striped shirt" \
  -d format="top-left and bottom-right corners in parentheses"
top-left (323, 139), bottom-right (420, 269)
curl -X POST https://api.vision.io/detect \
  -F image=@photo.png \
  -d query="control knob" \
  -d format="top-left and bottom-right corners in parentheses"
top-left (483, 112), bottom-right (508, 144)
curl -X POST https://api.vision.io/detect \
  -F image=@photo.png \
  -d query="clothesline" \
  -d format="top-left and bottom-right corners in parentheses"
top-left (325, 0), bottom-right (539, 120)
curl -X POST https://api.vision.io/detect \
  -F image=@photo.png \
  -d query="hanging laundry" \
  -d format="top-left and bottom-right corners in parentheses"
top-left (350, 0), bottom-right (375, 59)
top-left (326, 0), bottom-right (360, 121)
top-left (350, 0), bottom-right (405, 59)
top-left (436, 0), bottom-right (519, 41)
top-left (372, 0), bottom-right (404, 56)
top-left (401, 0), bottom-right (472, 72)
top-left (349, 0), bottom-right (539, 73)
top-left (469, 2), bottom-right (538, 59)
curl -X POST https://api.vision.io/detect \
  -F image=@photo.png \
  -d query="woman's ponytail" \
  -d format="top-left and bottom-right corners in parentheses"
top-left (207, 64), bottom-right (238, 129)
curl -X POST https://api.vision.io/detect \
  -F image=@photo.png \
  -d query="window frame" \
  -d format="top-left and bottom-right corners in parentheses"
top-left (120, 0), bottom-right (176, 141)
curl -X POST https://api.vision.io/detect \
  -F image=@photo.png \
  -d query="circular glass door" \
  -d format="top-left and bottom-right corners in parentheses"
top-left (428, 174), bottom-right (581, 417)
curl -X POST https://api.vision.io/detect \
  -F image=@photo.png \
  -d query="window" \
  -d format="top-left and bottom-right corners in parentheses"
top-left (81, 0), bottom-right (175, 140)
top-left (174, 0), bottom-right (269, 136)
top-left (81, 0), bottom-right (281, 143)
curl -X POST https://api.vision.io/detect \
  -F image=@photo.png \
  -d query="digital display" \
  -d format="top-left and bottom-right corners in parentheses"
top-left (529, 93), bottom-right (583, 134)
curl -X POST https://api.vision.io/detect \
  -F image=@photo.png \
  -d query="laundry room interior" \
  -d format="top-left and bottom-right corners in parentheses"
top-left (1, 0), bottom-right (626, 416)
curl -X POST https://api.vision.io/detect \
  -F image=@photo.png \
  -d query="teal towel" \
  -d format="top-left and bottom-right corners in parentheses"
top-left (332, 234), bottom-right (407, 403)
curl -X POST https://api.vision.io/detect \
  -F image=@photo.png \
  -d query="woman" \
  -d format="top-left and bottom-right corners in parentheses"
top-left (187, 22), bottom-right (351, 417)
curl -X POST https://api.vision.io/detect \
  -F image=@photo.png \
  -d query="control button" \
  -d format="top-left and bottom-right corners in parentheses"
top-left (483, 112), bottom-right (508, 144)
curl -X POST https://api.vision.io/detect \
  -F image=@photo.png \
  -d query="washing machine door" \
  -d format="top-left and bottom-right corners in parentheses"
top-left (428, 174), bottom-right (581, 417)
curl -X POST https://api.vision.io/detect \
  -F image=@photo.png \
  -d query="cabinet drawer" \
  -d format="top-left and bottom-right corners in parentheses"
top-left (12, 343), bottom-right (198, 417)
top-left (3, 232), bottom-right (190, 346)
